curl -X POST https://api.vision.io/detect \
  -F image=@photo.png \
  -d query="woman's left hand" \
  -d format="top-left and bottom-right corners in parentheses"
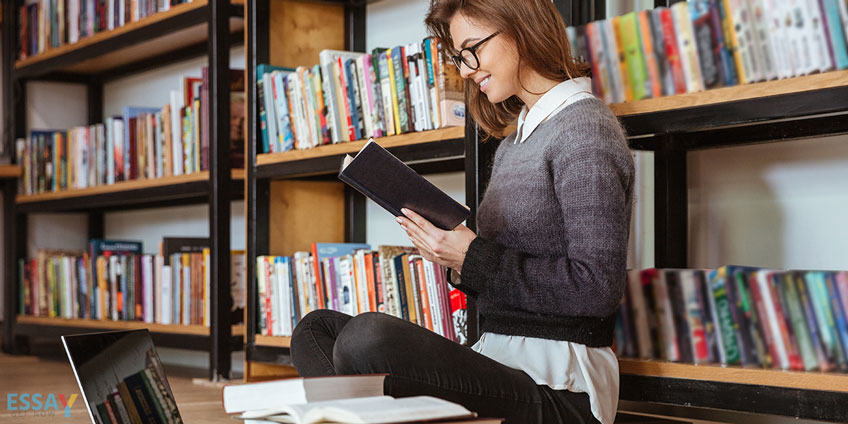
top-left (396, 208), bottom-right (477, 273)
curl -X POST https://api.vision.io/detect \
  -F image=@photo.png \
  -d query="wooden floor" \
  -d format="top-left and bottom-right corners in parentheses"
top-left (0, 354), bottom-right (233, 423)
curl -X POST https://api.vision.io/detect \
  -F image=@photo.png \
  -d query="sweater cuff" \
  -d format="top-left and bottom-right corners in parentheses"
top-left (460, 236), bottom-right (504, 295)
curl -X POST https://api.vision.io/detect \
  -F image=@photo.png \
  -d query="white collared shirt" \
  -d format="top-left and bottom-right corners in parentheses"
top-left (514, 77), bottom-right (595, 144)
top-left (473, 77), bottom-right (620, 424)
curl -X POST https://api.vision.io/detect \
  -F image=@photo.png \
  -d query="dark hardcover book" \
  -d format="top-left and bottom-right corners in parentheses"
top-left (665, 270), bottom-right (694, 363)
top-left (393, 254), bottom-right (410, 321)
top-left (690, 0), bottom-right (722, 89)
top-left (339, 140), bottom-right (470, 230)
top-left (124, 371), bottom-right (162, 423)
top-left (724, 265), bottom-right (761, 366)
top-left (710, 0), bottom-right (738, 86)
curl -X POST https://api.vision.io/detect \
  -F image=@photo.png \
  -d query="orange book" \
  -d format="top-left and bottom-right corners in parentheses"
top-left (415, 258), bottom-right (434, 331)
top-left (310, 244), bottom-right (327, 310)
top-left (638, 10), bottom-right (662, 99)
top-left (364, 253), bottom-right (377, 312)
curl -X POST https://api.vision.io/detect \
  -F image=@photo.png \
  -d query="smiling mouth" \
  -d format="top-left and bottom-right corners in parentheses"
top-left (478, 76), bottom-right (491, 91)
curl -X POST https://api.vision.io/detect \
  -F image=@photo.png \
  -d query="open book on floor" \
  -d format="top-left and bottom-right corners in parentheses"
top-left (223, 374), bottom-right (387, 414)
top-left (339, 138), bottom-right (470, 231)
top-left (236, 395), bottom-right (502, 424)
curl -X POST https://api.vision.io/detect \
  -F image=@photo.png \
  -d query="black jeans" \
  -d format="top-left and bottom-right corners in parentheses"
top-left (290, 310), bottom-right (600, 424)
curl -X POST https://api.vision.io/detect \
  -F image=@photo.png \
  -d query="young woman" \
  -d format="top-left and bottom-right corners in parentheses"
top-left (290, 1), bottom-right (633, 423)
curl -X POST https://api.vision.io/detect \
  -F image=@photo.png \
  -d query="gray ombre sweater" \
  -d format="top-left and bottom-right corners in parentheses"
top-left (457, 97), bottom-right (634, 347)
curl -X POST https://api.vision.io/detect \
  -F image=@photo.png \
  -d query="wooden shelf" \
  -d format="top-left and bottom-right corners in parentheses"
top-left (14, 0), bottom-right (244, 79)
top-left (15, 169), bottom-right (245, 212)
top-left (619, 358), bottom-right (848, 393)
top-left (0, 165), bottom-right (22, 179)
top-left (16, 315), bottom-right (245, 337)
top-left (257, 127), bottom-right (465, 166)
top-left (609, 69), bottom-right (848, 117)
top-left (255, 335), bottom-right (291, 348)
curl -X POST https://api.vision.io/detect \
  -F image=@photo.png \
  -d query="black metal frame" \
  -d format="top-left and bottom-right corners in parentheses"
top-left (2, 0), bottom-right (245, 381)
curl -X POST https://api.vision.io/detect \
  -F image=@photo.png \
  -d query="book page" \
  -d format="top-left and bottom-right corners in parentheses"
top-left (304, 396), bottom-right (474, 424)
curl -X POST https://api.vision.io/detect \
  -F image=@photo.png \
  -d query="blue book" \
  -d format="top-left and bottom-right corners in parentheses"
top-left (827, 273), bottom-right (848, 365)
top-left (344, 59), bottom-right (363, 141)
top-left (257, 64), bottom-right (295, 153)
top-left (709, 0), bottom-right (737, 86)
top-left (822, 0), bottom-right (848, 69)
top-left (312, 242), bottom-right (371, 308)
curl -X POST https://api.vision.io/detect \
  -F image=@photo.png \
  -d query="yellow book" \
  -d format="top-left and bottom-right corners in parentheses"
top-left (722, 0), bottom-right (747, 84)
top-left (386, 50), bottom-right (402, 135)
top-left (182, 253), bottom-right (191, 325)
top-left (612, 17), bottom-right (633, 102)
top-left (203, 248), bottom-right (211, 326)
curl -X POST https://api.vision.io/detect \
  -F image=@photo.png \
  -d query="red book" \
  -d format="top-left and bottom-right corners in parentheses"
top-left (415, 258), bottom-right (433, 331)
top-left (310, 244), bottom-right (327, 310)
top-left (128, 117), bottom-right (138, 180)
top-left (748, 272), bottom-right (780, 368)
top-left (364, 253), bottom-right (377, 313)
top-left (659, 8), bottom-right (687, 94)
top-left (765, 272), bottom-right (804, 371)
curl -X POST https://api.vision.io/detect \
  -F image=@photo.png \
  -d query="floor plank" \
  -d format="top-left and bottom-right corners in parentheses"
top-left (0, 354), bottom-right (233, 423)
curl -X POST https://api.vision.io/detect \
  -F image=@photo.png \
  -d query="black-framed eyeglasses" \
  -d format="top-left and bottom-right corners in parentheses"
top-left (451, 31), bottom-right (500, 70)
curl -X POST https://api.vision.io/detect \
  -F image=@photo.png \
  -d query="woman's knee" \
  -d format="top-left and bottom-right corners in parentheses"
top-left (333, 312), bottom-right (408, 374)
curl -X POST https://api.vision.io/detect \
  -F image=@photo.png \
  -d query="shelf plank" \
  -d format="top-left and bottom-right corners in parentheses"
top-left (609, 69), bottom-right (848, 117)
top-left (619, 358), bottom-right (848, 393)
top-left (255, 335), bottom-right (291, 348)
top-left (14, 0), bottom-right (244, 78)
top-left (16, 171), bottom-right (212, 203)
top-left (16, 315), bottom-right (245, 336)
top-left (0, 165), bottom-right (22, 179)
top-left (257, 127), bottom-right (465, 166)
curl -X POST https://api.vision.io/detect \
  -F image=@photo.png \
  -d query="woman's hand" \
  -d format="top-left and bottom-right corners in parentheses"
top-left (396, 208), bottom-right (477, 273)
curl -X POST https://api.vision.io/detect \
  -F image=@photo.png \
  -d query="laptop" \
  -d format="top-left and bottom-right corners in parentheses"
top-left (62, 329), bottom-right (184, 424)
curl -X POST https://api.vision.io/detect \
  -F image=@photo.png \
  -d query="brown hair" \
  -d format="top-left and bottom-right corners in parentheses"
top-left (425, 0), bottom-right (589, 138)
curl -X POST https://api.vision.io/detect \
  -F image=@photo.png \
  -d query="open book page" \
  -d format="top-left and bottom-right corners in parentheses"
top-left (256, 396), bottom-right (474, 424)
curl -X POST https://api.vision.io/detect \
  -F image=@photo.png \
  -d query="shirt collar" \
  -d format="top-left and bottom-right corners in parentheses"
top-left (515, 77), bottom-right (594, 144)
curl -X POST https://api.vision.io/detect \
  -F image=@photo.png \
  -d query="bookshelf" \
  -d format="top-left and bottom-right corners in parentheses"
top-left (1, 0), bottom-right (245, 380)
top-left (240, 0), bottom-right (848, 420)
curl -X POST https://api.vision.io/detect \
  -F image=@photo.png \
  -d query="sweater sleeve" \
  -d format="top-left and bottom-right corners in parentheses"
top-left (458, 122), bottom-right (633, 318)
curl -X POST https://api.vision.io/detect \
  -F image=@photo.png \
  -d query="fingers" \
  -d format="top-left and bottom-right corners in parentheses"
top-left (401, 208), bottom-right (438, 233)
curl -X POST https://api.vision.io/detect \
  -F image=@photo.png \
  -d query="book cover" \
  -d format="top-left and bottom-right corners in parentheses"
top-left (776, 272), bottom-right (819, 370)
top-left (821, 0), bottom-right (848, 69)
top-left (690, 0), bottom-right (723, 89)
top-left (586, 21), bottom-right (614, 103)
top-left (435, 39), bottom-right (466, 128)
top-left (339, 139), bottom-right (470, 231)
top-left (637, 10), bottom-right (663, 99)
top-left (672, 2), bottom-right (705, 93)
top-left (620, 12), bottom-right (650, 100)
top-left (793, 271), bottom-right (833, 371)
top-left (311, 243), bottom-right (371, 310)
top-left (611, 18), bottom-right (634, 102)
top-left (709, 267), bottom-right (741, 365)
top-left (378, 246), bottom-right (417, 318)
top-left (658, 8), bottom-right (688, 94)
top-left (601, 19), bottom-right (627, 104)
top-left (377, 49), bottom-right (397, 136)
top-left (806, 271), bottom-right (847, 369)
top-left (389, 46), bottom-right (411, 134)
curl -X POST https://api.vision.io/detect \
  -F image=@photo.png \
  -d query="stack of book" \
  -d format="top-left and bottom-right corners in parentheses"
top-left (16, 69), bottom-right (244, 195)
top-left (615, 266), bottom-right (848, 372)
top-left (17, 0), bottom-right (194, 59)
top-left (257, 243), bottom-right (467, 343)
top-left (223, 375), bottom-right (501, 424)
top-left (257, 38), bottom-right (465, 154)
top-left (568, 0), bottom-right (848, 104)
top-left (18, 237), bottom-right (247, 326)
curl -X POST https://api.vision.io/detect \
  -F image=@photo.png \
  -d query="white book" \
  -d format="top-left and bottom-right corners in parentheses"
top-left (143, 255), bottom-right (154, 323)
top-left (765, 0), bottom-right (794, 78)
top-left (269, 257), bottom-right (282, 336)
top-left (355, 56), bottom-right (374, 139)
top-left (162, 264), bottom-right (172, 325)
top-left (237, 395), bottom-right (476, 424)
top-left (337, 255), bottom-right (356, 316)
top-left (279, 258), bottom-right (294, 335)
top-left (746, 0), bottom-right (777, 81)
top-left (803, 0), bottom-right (835, 72)
top-left (293, 252), bottom-right (311, 317)
top-left (405, 43), bottom-right (423, 132)
top-left (785, 0), bottom-right (818, 75)
top-left (671, 2), bottom-right (704, 92)
top-left (378, 51), bottom-right (396, 136)
top-left (298, 67), bottom-right (319, 148)
top-left (319, 51), bottom-right (343, 142)
top-left (416, 44), bottom-right (433, 131)
top-left (422, 260), bottom-right (442, 337)
top-left (169, 90), bottom-right (184, 175)
top-left (223, 375), bottom-right (386, 414)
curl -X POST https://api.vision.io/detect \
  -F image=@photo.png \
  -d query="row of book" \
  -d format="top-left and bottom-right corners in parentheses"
top-left (18, 0), bottom-right (193, 59)
top-left (257, 243), bottom-right (467, 344)
top-left (568, 0), bottom-right (848, 104)
top-left (92, 348), bottom-right (181, 424)
top-left (16, 69), bottom-right (245, 196)
top-left (18, 238), bottom-right (246, 326)
top-left (257, 40), bottom-right (465, 154)
top-left (615, 266), bottom-right (848, 372)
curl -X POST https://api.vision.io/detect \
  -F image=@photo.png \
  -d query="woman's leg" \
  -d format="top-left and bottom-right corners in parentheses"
top-left (290, 309), bottom-right (353, 377)
top-left (332, 312), bottom-right (598, 424)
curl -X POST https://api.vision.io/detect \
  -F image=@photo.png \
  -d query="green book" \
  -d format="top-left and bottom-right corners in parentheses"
top-left (807, 272), bottom-right (847, 369)
top-left (782, 273), bottom-right (821, 370)
top-left (710, 267), bottom-right (740, 365)
top-left (619, 12), bottom-right (649, 100)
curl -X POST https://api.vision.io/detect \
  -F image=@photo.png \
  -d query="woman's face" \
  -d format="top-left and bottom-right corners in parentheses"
top-left (449, 13), bottom-right (520, 104)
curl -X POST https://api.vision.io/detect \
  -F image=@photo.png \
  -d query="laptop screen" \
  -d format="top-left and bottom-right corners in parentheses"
top-left (61, 329), bottom-right (183, 424)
